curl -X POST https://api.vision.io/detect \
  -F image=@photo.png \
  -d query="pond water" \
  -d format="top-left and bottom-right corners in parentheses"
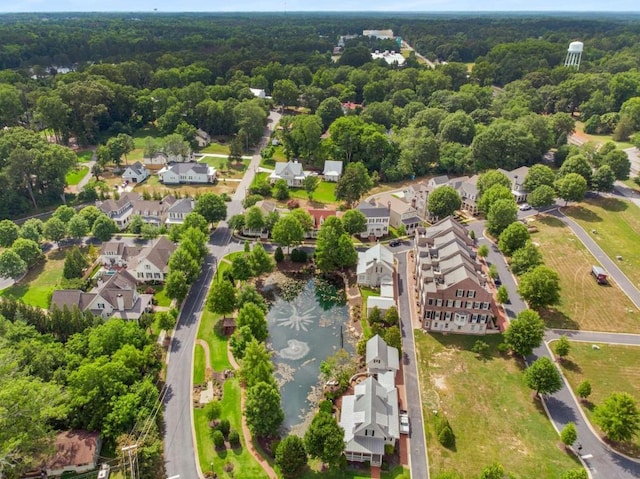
top-left (266, 277), bottom-right (353, 435)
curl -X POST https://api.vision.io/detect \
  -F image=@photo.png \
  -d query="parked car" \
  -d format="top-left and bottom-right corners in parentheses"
top-left (519, 203), bottom-right (532, 211)
top-left (389, 239), bottom-right (401, 247)
top-left (494, 275), bottom-right (502, 286)
top-left (400, 410), bottom-right (410, 435)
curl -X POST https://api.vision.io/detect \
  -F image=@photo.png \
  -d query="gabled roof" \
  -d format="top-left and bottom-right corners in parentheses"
top-left (255, 200), bottom-right (277, 215)
top-left (356, 201), bottom-right (390, 218)
top-left (140, 237), bottom-right (176, 271)
top-left (323, 160), bottom-right (343, 176)
top-left (97, 192), bottom-right (142, 214)
top-left (47, 430), bottom-right (100, 471)
top-left (125, 161), bottom-right (146, 176)
top-left (430, 175), bottom-right (450, 186)
top-left (357, 244), bottom-right (394, 275)
top-left (366, 334), bottom-right (400, 373)
top-left (50, 290), bottom-right (97, 312)
top-left (273, 161), bottom-right (304, 177)
top-left (307, 208), bottom-right (337, 229)
top-left (163, 162), bottom-right (210, 176)
top-left (167, 198), bottom-right (194, 214)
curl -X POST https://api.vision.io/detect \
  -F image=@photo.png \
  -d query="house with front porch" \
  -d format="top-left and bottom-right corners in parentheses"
top-left (378, 194), bottom-right (421, 235)
top-left (158, 162), bottom-right (216, 184)
top-left (269, 160), bottom-right (308, 187)
top-left (306, 208), bottom-right (337, 238)
top-left (357, 244), bottom-right (394, 288)
top-left (356, 200), bottom-right (390, 239)
top-left (122, 162), bottom-right (150, 183)
top-left (322, 160), bottom-right (343, 182)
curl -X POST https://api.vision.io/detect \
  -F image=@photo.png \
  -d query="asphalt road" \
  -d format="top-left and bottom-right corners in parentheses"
top-left (396, 253), bottom-right (430, 479)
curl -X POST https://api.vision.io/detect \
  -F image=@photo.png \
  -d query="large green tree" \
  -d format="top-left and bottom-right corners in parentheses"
top-left (272, 215), bottom-right (305, 254)
top-left (498, 222), bottom-right (530, 255)
top-left (594, 392), bottom-right (640, 442)
top-left (275, 435), bottom-right (308, 478)
top-left (427, 186), bottom-right (462, 219)
top-left (207, 280), bottom-right (236, 319)
top-left (304, 411), bottom-right (345, 467)
top-left (236, 302), bottom-right (268, 342)
top-left (245, 381), bottom-right (285, 437)
top-left (341, 209), bottom-right (367, 236)
top-left (504, 309), bottom-right (545, 357)
top-left (486, 199), bottom-right (518, 237)
top-left (194, 192), bottom-right (227, 224)
top-left (518, 265), bottom-right (561, 310)
top-left (525, 357), bottom-right (563, 396)
top-left (335, 162), bottom-right (373, 208)
top-left (0, 219), bottom-right (19, 247)
top-left (0, 249), bottom-right (27, 279)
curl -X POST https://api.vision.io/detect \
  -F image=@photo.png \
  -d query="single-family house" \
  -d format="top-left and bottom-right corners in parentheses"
top-left (143, 151), bottom-right (169, 167)
top-left (46, 430), bottom-right (102, 478)
top-left (307, 208), bottom-right (337, 238)
top-left (323, 160), bottom-right (343, 182)
top-left (414, 217), bottom-right (498, 335)
top-left (99, 237), bottom-right (176, 282)
top-left (97, 194), bottom-right (191, 230)
top-left (122, 162), bottom-right (150, 183)
top-left (158, 162), bottom-right (216, 184)
top-left (242, 200), bottom-right (277, 238)
top-left (195, 129), bottom-right (211, 148)
top-left (340, 335), bottom-right (399, 467)
top-left (269, 160), bottom-right (308, 187)
top-left (50, 270), bottom-right (153, 321)
top-left (357, 244), bottom-right (394, 288)
top-left (498, 166), bottom-right (530, 203)
top-left (379, 194), bottom-right (421, 235)
top-left (99, 241), bottom-right (141, 268)
top-left (96, 192), bottom-right (143, 230)
top-left (356, 200), bottom-right (390, 239)
top-left (166, 198), bottom-right (195, 225)
top-left (130, 199), bottom-right (172, 226)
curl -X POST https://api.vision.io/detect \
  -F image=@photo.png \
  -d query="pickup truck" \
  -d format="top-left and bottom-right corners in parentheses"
top-left (399, 410), bottom-right (410, 435)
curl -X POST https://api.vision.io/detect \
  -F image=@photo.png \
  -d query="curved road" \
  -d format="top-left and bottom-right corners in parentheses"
top-left (163, 110), bottom-right (280, 479)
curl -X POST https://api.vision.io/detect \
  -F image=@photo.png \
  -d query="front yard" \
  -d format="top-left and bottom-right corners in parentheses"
top-left (558, 341), bottom-right (640, 457)
top-left (530, 215), bottom-right (640, 333)
top-left (198, 156), bottom-right (250, 179)
top-left (415, 333), bottom-right (580, 478)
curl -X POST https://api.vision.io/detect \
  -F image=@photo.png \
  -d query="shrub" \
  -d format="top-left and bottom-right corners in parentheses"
top-left (274, 246), bottom-right (284, 262)
top-left (319, 400), bottom-right (333, 414)
top-left (434, 414), bottom-right (455, 449)
top-left (384, 443), bottom-right (395, 455)
top-left (217, 418), bottom-right (231, 436)
top-left (243, 194), bottom-right (264, 208)
top-left (290, 248), bottom-right (307, 263)
top-left (205, 400), bottom-right (221, 421)
top-left (212, 429), bottom-right (225, 449)
top-left (287, 199), bottom-right (300, 209)
top-left (228, 429), bottom-right (240, 446)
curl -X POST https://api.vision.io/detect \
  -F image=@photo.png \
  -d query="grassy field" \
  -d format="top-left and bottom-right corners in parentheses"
top-left (574, 121), bottom-right (635, 149)
top-left (194, 379), bottom-right (268, 479)
top-left (415, 333), bottom-right (580, 478)
top-left (0, 250), bottom-right (67, 308)
top-left (530, 215), bottom-right (640, 332)
top-left (199, 142), bottom-right (231, 155)
top-left (132, 174), bottom-right (237, 198)
top-left (565, 198), bottom-right (640, 290)
top-left (194, 343), bottom-right (206, 385)
top-left (66, 166), bottom-right (89, 186)
top-left (299, 465), bottom-right (407, 479)
top-left (289, 181), bottom-right (337, 204)
top-left (558, 341), bottom-right (640, 456)
top-left (198, 156), bottom-right (250, 179)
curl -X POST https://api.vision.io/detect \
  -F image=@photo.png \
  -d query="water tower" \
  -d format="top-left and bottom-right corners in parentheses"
top-left (564, 41), bottom-right (583, 70)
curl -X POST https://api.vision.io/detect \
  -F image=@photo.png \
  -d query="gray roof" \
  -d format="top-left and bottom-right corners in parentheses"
top-left (357, 244), bottom-right (394, 276)
top-left (98, 192), bottom-right (142, 215)
top-left (366, 334), bottom-right (399, 372)
top-left (50, 290), bottom-right (96, 312)
top-left (166, 162), bottom-right (210, 175)
top-left (274, 161), bottom-right (304, 177)
top-left (167, 198), bottom-right (194, 214)
top-left (323, 160), bottom-right (343, 176)
top-left (356, 201), bottom-right (390, 218)
top-left (127, 162), bottom-right (146, 175)
top-left (431, 175), bottom-right (450, 185)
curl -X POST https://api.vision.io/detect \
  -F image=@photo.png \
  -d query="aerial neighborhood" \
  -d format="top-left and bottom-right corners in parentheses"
top-left (2, 12), bottom-right (640, 479)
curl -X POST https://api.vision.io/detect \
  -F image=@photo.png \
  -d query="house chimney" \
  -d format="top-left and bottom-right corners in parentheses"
top-left (387, 201), bottom-right (391, 211)
top-left (116, 294), bottom-right (125, 311)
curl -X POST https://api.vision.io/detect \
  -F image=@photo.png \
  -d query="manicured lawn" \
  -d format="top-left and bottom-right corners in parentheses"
top-left (198, 309), bottom-right (232, 371)
top-left (199, 142), bottom-right (231, 155)
top-left (565, 198), bottom-right (640, 291)
top-left (198, 157), bottom-right (250, 179)
top-left (133, 125), bottom-right (161, 146)
top-left (65, 166), bottom-right (88, 186)
top-left (194, 343), bottom-right (206, 385)
top-left (575, 121), bottom-right (635, 149)
top-left (289, 181), bottom-right (337, 204)
top-left (530, 215), bottom-right (640, 332)
top-left (0, 250), bottom-right (67, 308)
top-left (558, 341), bottom-right (640, 456)
top-left (359, 286), bottom-right (379, 338)
top-left (299, 464), bottom-right (407, 479)
top-left (76, 150), bottom-right (94, 163)
top-left (194, 379), bottom-right (268, 479)
top-left (415, 333), bottom-right (580, 478)
top-left (252, 171), bottom-right (269, 186)
top-left (152, 285), bottom-right (172, 307)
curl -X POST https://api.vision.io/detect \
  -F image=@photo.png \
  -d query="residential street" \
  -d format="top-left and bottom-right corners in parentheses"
top-left (163, 110), bottom-right (279, 479)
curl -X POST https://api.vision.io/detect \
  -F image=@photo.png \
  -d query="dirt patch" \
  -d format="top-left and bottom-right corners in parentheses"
top-left (433, 376), bottom-right (447, 391)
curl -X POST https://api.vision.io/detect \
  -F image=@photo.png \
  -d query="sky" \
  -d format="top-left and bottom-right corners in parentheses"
top-left (0, 0), bottom-right (638, 13)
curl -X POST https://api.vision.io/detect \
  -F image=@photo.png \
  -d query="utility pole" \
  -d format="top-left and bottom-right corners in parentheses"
top-left (121, 444), bottom-right (139, 479)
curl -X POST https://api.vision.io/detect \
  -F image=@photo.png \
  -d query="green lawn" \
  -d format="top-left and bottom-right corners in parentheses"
top-left (198, 309), bottom-right (232, 371)
top-left (76, 150), bottom-right (94, 163)
top-left (299, 465), bottom-right (407, 479)
top-left (289, 181), bottom-right (337, 204)
top-left (0, 250), bottom-right (67, 308)
top-left (253, 171), bottom-right (269, 186)
top-left (565, 198), bottom-right (640, 291)
top-left (359, 286), bottom-right (379, 338)
top-left (558, 341), bottom-right (640, 456)
top-left (530, 215), bottom-right (640, 333)
top-left (575, 121), bottom-right (635, 149)
top-left (199, 142), bottom-right (231, 155)
top-left (65, 166), bottom-right (89, 186)
top-left (152, 285), bottom-right (172, 307)
top-left (133, 125), bottom-right (161, 146)
top-left (415, 333), bottom-right (580, 478)
top-left (194, 343), bottom-right (206, 385)
top-left (198, 157), bottom-right (250, 179)
top-left (194, 379), bottom-right (268, 479)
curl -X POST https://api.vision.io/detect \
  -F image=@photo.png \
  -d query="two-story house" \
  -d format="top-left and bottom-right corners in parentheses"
top-left (269, 160), bottom-right (309, 187)
top-left (356, 200), bottom-right (390, 239)
top-left (158, 162), bottom-right (216, 184)
top-left (322, 160), bottom-right (343, 182)
top-left (357, 244), bottom-right (396, 314)
top-left (165, 198), bottom-right (195, 226)
top-left (414, 217), bottom-right (498, 335)
top-left (340, 335), bottom-right (400, 467)
top-left (122, 162), bottom-right (150, 183)
top-left (498, 166), bottom-right (530, 203)
top-left (379, 194), bottom-right (421, 235)
top-left (99, 237), bottom-right (176, 282)
top-left (96, 192), bottom-right (143, 229)
top-left (195, 129), bottom-right (211, 148)
top-left (306, 208), bottom-right (337, 238)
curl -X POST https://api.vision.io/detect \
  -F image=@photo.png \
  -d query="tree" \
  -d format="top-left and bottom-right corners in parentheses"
top-left (594, 392), bottom-right (640, 442)
top-left (559, 155), bottom-right (592, 183)
top-left (384, 326), bottom-right (402, 352)
top-left (272, 215), bottom-right (304, 253)
top-left (504, 309), bottom-right (545, 357)
top-left (236, 302), bottom-right (268, 342)
top-left (477, 244), bottom-right (489, 258)
top-left (341, 209), bottom-right (367, 236)
top-left (555, 173), bottom-right (587, 205)
top-left (63, 246), bottom-right (88, 279)
top-left (207, 280), bottom-right (236, 319)
top-left (91, 215), bottom-right (117, 241)
top-left (479, 463), bottom-right (511, 479)
top-left (231, 254), bottom-right (253, 281)
top-left (19, 218), bottom-right (43, 244)
top-left (477, 170), bottom-right (511, 196)
top-left (560, 422), bottom-right (577, 446)
top-left (67, 215), bottom-right (90, 240)
top-left (275, 435), bottom-right (307, 478)
top-left (0, 249), bottom-right (27, 279)
top-left (168, 248), bottom-right (199, 283)
top-left (53, 205), bottom-right (76, 223)
top-left (273, 79), bottom-right (300, 107)
top-left (472, 340), bottom-right (490, 357)
top-left (157, 311), bottom-right (177, 331)
top-left (245, 381), bottom-right (284, 437)
top-left (477, 185), bottom-right (513, 215)
top-left (577, 381), bottom-right (592, 401)
top-left (602, 148), bottom-right (631, 181)
top-left (554, 335), bottom-right (571, 360)
top-left (241, 339), bottom-right (275, 388)
top-left (427, 186), bottom-right (462, 219)
top-left (303, 175), bottom-right (320, 200)
top-left (486, 199), bottom-right (518, 237)
top-left (194, 192), bottom-right (227, 224)
top-left (289, 209), bottom-right (314, 233)
top-left (228, 214), bottom-right (245, 232)
top-left (273, 179), bottom-right (290, 201)
top-left (525, 357), bottom-right (562, 396)
top-left (438, 111), bottom-right (476, 145)
top-left (274, 246), bottom-right (284, 262)
top-left (524, 164), bottom-right (556, 192)
top-left (496, 285), bottom-right (509, 304)
top-left (498, 222), bottom-right (530, 256)
top-left (205, 400), bottom-right (222, 421)
top-left (11, 238), bottom-right (43, 268)
top-left (304, 411), bottom-right (345, 467)
top-left (528, 185), bottom-right (556, 209)
top-left (165, 270), bottom-right (189, 303)
top-left (335, 162), bottom-right (373, 208)
top-left (79, 206), bottom-right (102, 229)
top-left (519, 265), bottom-right (561, 310)
top-left (317, 97), bottom-right (343, 129)
top-left (249, 243), bottom-right (274, 276)
top-left (315, 217), bottom-right (356, 272)
top-left (510, 241), bottom-right (543, 275)
top-left (236, 284), bottom-right (268, 314)
top-left (0, 219), bottom-right (19, 247)
top-left (591, 165), bottom-right (616, 193)
top-left (230, 325), bottom-right (255, 360)
top-left (182, 212), bottom-right (209, 235)
top-left (43, 217), bottom-right (67, 244)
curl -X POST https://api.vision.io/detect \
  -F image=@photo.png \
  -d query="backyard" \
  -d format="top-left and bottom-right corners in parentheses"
top-left (65, 166), bottom-right (89, 186)
top-left (558, 341), bottom-right (640, 456)
top-left (197, 156), bottom-right (251, 179)
top-left (530, 215), bottom-right (640, 333)
top-left (132, 174), bottom-right (237, 198)
top-left (0, 249), bottom-right (67, 308)
top-left (289, 181), bottom-right (337, 204)
top-left (415, 333), bottom-right (580, 478)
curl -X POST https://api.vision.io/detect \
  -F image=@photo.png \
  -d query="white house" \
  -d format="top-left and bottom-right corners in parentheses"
top-left (323, 160), bottom-right (343, 182)
top-left (379, 194), bottom-right (421, 235)
top-left (99, 237), bottom-right (176, 282)
top-left (122, 162), bottom-right (150, 183)
top-left (357, 244), bottom-right (394, 288)
top-left (166, 198), bottom-right (195, 226)
top-left (46, 430), bottom-right (102, 477)
top-left (269, 160), bottom-right (308, 187)
top-left (158, 162), bottom-right (216, 184)
top-left (356, 200), bottom-right (390, 239)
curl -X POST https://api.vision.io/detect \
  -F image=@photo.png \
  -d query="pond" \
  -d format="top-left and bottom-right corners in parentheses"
top-left (266, 277), bottom-right (353, 435)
